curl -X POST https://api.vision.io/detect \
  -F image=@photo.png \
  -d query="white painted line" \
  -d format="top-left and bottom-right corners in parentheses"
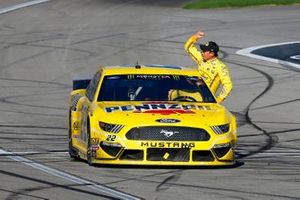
top-left (290, 55), bottom-right (300, 60)
top-left (236, 41), bottom-right (300, 70)
top-left (0, 0), bottom-right (50, 15)
top-left (0, 151), bottom-right (38, 155)
top-left (0, 151), bottom-right (69, 156)
top-left (0, 149), bottom-right (140, 200)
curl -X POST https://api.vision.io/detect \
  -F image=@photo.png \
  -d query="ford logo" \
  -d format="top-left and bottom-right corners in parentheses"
top-left (156, 119), bottom-right (180, 123)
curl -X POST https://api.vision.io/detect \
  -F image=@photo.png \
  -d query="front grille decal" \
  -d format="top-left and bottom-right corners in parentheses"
top-left (126, 126), bottom-right (210, 141)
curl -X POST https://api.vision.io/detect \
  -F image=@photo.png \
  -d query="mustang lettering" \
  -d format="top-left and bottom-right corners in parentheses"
top-left (141, 142), bottom-right (195, 148)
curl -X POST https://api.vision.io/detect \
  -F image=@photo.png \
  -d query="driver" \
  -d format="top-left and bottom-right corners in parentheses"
top-left (168, 79), bottom-right (204, 102)
top-left (184, 31), bottom-right (233, 103)
top-left (168, 89), bottom-right (203, 102)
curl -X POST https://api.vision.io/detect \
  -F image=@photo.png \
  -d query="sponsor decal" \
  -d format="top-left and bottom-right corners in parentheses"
top-left (156, 119), bottom-right (180, 123)
top-left (73, 121), bottom-right (80, 130)
top-left (163, 152), bottom-right (170, 160)
top-left (141, 142), bottom-right (195, 148)
top-left (91, 145), bottom-right (99, 151)
top-left (105, 103), bottom-right (212, 114)
top-left (90, 138), bottom-right (99, 145)
top-left (106, 135), bottom-right (116, 142)
top-left (136, 75), bottom-right (172, 80)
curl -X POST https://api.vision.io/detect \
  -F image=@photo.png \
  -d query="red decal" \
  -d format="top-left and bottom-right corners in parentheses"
top-left (91, 145), bottom-right (99, 151)
top-left (139, 109), bottom-right (195, 115)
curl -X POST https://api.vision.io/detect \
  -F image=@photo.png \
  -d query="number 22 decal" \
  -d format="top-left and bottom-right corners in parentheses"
top-left (106, 135), bottom-right (116, 141)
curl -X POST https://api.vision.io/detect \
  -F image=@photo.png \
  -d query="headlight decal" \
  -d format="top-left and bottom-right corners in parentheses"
top-left (111, 124), bottom-right (124, 133)
top-left (211, 124), bottom-right (230, 134)
top-left (99, 122), bottom-right (124, 133)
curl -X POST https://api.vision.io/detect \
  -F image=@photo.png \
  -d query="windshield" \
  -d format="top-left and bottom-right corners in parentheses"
top-left (98, 75), bottom-right (216, 103)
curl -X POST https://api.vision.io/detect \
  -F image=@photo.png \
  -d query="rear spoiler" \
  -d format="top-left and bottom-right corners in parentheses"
top-left (72, 79), bottom-right (91, 90)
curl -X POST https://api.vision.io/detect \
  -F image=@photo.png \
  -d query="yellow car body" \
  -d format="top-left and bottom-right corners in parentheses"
top-left (68, 65), bottom-right (237, 166)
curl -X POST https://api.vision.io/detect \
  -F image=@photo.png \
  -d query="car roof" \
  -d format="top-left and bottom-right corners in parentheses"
top-left (99, 65), bottom-right (200, 76)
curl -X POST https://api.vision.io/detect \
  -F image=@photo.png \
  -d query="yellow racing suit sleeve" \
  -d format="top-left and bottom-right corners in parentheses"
top-left (184, 35), bottom-right (204, 72)
top-left (216, 64), bottom-right (233, 103)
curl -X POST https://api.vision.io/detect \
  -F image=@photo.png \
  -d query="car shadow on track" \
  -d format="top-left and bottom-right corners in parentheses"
top-left (70, 158), bottom-right (245, 169)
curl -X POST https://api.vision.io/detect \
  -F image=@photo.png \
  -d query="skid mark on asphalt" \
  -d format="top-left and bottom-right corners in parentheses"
top-left (0, 170), bottom-right (117, 200)
top-left (0, 77), bottom-right (69, 87)
top-left (0, 123), bottom-right (67, 156)
top-left (0, 124), bottom-right (66, 130)
top-left (224, 57), bottom-right (300, 167)
top-left (0, 79), bottom-right (69, 111)
top-left (0, 92), bottom-right (67, 111)
top-left (0, 188), bottom-right (48, 200)
top-left (0, 33), bottom-right (67, 49)
top-left (110, 175), bottom-right (300, 200)
top-left (155, 172), bottom-right (181, 192)
top-left (0, 48), bottom-right (54, 71)
top-left (224, 60), bottom-right (279, 158)
top-left (0, 149), bottom-right (141, 200)
top-left (0, 108), bottom-right (65, 117)
top-left (251, 98), bottom-right (300, 111)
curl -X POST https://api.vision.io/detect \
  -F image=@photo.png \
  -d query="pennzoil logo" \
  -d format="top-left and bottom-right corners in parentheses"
top-left (105, 103), bottom-right (213, 115)
top-left (141, 142), bottom-right (195, 148)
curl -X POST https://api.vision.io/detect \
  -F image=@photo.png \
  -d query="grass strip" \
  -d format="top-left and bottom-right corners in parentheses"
top-left (184, 0), bottom-right (300, 9)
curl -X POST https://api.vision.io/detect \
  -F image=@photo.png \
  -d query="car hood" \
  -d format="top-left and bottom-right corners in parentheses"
top-left (92, 101), bottom-right (232, 126)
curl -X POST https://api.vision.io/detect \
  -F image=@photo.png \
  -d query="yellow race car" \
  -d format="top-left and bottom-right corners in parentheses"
top-left (68, 65), bottom-right (237, 166)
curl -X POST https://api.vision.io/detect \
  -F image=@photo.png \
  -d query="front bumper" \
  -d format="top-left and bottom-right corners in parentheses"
top-left (88, 121), bottom-right (237, 166)
top-left (90, 140), bottom-right (235, 166)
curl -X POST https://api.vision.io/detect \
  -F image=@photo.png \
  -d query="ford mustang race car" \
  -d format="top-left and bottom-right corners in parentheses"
top-left (68, 65), bottom-right (237, 166)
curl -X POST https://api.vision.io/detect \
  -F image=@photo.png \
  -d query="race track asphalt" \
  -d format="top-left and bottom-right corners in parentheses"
top-left (0, 0), bottom-right (300, 199)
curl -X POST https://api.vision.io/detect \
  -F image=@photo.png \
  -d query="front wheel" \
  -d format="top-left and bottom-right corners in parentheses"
top-left (68, 139), bottom-right (78, 159)
top-left (68, 110), bottom-right (78, 159)
top-left (86, 140), bottom-right (93, 165)
top-left (86, 119), bottom-right (94, 166)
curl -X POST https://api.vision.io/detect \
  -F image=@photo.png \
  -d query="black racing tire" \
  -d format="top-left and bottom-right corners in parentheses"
top-left (86, 118), bottom-right (94, 166)
top-left (68, 110), bottom-right (79, 159)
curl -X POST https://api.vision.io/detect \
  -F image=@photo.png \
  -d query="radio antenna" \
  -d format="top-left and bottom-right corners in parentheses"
top-left (135, 60), bottom-right (141, 69)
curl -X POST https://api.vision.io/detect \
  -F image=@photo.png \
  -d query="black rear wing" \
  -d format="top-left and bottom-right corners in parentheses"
top-left (72, 79), bottom-right (91, 90)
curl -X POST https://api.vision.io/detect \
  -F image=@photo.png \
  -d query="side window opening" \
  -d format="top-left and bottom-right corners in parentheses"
top-left (86, 71), bottom-right (101, 101)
